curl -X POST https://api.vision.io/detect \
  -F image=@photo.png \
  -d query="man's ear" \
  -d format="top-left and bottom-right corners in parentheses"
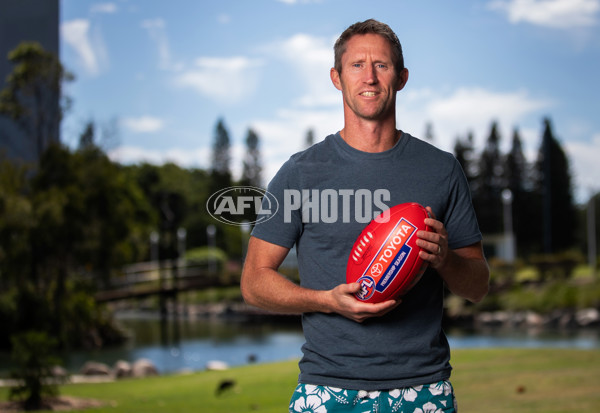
top-left (330, 67), bottom-right (342, 91)
top-left (395, 68), bottom-right (409, 91)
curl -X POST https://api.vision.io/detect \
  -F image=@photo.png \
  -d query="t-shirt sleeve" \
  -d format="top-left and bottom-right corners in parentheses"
top-left (443, 158), bottom-right (482, 250)
top-left (251, 158), bottom-right (303, 249)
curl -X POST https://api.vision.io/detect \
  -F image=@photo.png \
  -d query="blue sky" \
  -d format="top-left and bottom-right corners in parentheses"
top-left (60, 0), bottom-right (600, 203)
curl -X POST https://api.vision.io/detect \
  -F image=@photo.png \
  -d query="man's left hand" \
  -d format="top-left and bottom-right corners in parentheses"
top-left (416, 206), bottom-right (448, 269)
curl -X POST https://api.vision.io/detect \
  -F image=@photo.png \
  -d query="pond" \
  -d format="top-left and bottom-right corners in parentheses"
top-left (60, 312), bottom-right (600, 375)
top-left (1, 311), bottom-right (598, 376)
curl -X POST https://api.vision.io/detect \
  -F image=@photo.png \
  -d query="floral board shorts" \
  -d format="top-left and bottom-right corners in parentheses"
top-left (289, 381), bottom-right (457, 413)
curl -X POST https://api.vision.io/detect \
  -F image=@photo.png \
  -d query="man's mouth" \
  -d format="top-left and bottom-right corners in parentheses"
top-left (360, 91), bottom-right (377, 97)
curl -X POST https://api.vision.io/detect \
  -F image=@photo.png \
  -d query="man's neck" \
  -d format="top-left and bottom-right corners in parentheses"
top-left (339, 121), bottom-right (400, 153)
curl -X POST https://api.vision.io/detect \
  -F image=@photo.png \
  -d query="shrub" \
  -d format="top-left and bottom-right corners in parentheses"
top-left (9, 331), bottom-right (64, 410)
top-left (185, 246), bottom-right (227, 275)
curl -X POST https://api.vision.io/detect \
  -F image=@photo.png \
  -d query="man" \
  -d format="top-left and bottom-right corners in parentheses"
top-left (241, 19), bottom-right (489, 412)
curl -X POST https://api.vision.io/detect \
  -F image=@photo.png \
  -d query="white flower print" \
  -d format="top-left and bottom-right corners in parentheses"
top-left (292, 395), bottom-right (327, 413)
top-left (413, 401), bottom-right (443, 413)
top-left (429, 381), bottom-right (452, 397)
top-left (368, 391), bottom-right (381, 399)
top-left (305, 384), bottom-right (331, 403)
top-left (389, 389), bottom-right (401, 399)
top-left (401, 387), bottom-right (418, 402)
top-left (444, 381), bottom-right (452, 396)
top-left (388, 389), bottom-right (404, 412)
top-left (326, 386), bottom-right (351, 405)
top-left (429, 384), bottom-right (443, 396)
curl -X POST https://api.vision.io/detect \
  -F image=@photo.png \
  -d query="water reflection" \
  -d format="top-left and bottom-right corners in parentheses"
top-left (1, 312), bottom-right (598, 376)
top-left (446, 326), bottom-right (600, 349)
top-left (59, 313), bottom-right (306, 375)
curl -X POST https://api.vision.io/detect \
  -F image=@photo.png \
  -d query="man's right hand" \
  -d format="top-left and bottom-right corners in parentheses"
top-left (327, 282), bottom-right (401, 323)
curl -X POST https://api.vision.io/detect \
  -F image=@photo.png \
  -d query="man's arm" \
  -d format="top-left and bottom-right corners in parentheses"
top-left (432, 242), bottom-right (489, 303)
top-left (240, 236), bottom-right (400, 322)
top-left (417, 207), bottom-right (490, 303)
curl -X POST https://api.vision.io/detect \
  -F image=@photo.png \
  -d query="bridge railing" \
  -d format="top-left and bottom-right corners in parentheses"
top-left (94, 259), bottom-right (238, 303)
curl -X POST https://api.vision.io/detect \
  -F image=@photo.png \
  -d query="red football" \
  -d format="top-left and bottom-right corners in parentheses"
top-left (346, 202), bottom-right (430, 303)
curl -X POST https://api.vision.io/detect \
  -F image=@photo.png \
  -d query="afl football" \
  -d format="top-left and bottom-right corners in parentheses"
top-left (346, 202), bottom-right (430, 303)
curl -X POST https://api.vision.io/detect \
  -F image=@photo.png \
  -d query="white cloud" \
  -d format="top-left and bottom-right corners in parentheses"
top-left (488, 0), bottom-right (600, 29)
top-left (427, 87), bottom-right (551, 141)
top-left (90, 2), bottom-right (117, 14)
top-left (61, 19), bottom-right (101, 75)
top-left (121, 116), bottom-right (165, 133)
top-left (109, 145), bottom-right (210, 168)
top-left (427, 88), bottom-right (549, 123)
top-left (141, 18), bottom-right (174, 70)
top-left (173, 56), bottom-right (264, 104)
top-left (245, 105), bottom-right (342, 184)
top-left (265, 33), bottom-right (338, 107)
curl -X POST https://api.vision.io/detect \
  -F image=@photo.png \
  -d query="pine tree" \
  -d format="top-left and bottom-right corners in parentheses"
top-left (473, 122), bottom-right (504, 234)
top-left (240, 128), bottom-right (262, 188)
top-left (504, 128), bottom-right (538, 256)
top-left (534, 118), bottom-right (577, 253)
top-left (424, 122), bottom-right (435, 142)
top-left (305, 128), bottom-right (315, 148)
top-left (210, 118), bottom-right (232, 192)
top-left (77, 121), bottom-right (95, 151)
top-left (453, 131), bottom-right (476, 191)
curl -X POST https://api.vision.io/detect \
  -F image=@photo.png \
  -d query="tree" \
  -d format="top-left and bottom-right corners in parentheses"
top-left (424, 122), bottom-right (435, 142)
top-left (504, 128), bottom-right (529, 195)
top-left (0, 42), bottom-right (73, 159)
top-left (9, 331), bottom-right (63, 410)
top-left (473, 122), bottom-right (504, 234)
top-left (453, 131), bottom-right (477, 191)
top-left (240, 128), bottom-right (263, 188)
top-left (77, 121), bottom-right (95, 151)
top-left (533, 118), bottom-right (577, 253)
top-left (504, 128), bottom-right (539, 256)
top-left (28, 142), bottom-right (154, 345)
top-left (0, 138), bottom-right (154, 350)
top-left (305, 128), bottom-right (315, 148)
top-left (125, 162), bottom-right (215, 254)
top-left (0, 162), bottom-right (34, 351)
top-left (73, 146), bottom-right (155, 284)
top-left (210, 118), bottom-right (232, 193)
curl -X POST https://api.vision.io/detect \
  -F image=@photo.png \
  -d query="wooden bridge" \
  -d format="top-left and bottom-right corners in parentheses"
top-left (94, 260), bottom-right (240, 303)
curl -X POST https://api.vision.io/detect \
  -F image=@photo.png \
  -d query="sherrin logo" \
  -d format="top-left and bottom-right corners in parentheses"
top-left (206, 186), bottom-right (279, 226)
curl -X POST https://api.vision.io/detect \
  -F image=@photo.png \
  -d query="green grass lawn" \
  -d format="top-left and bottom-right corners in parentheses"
top-left (451, 348), bottom-right (600, 412)
top-left (1, 348), bottom-right (599, 412)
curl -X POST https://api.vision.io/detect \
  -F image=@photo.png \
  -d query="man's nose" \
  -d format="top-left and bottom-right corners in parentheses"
top-left (363, 64), bottom-right (378, 84)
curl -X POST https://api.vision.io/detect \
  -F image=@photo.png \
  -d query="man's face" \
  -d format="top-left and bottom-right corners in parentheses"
top-left (331, 33), bottom-right (408, 122)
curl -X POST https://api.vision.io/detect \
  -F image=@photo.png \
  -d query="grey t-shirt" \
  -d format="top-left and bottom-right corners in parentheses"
top-left (252, 131), bottom-right (481, 390)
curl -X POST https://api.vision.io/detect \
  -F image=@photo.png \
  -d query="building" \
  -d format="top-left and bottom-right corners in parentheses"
top-left (0, 0), bottom-right (60, 164)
